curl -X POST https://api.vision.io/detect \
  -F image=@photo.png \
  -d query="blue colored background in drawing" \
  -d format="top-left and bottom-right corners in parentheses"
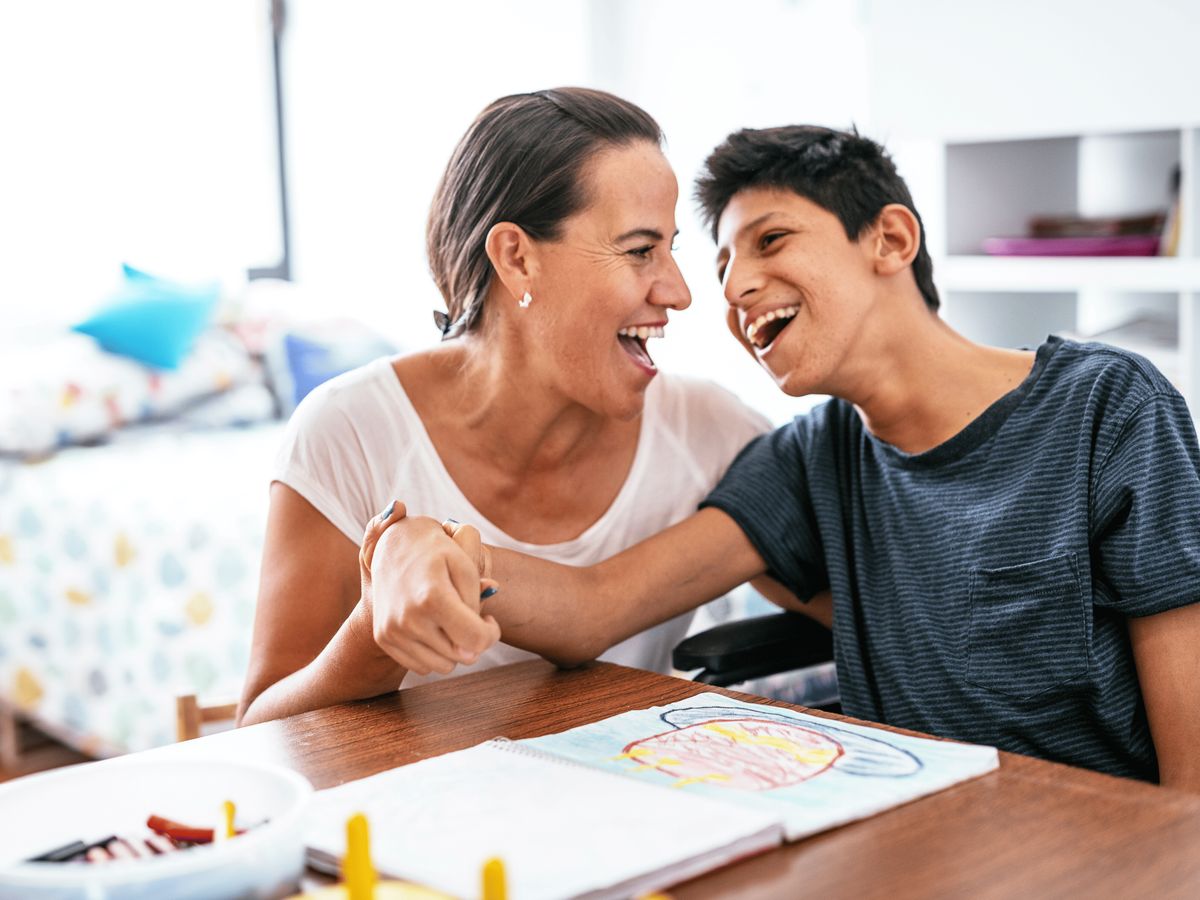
top-left (520, 692), bottom-right (1000, 841)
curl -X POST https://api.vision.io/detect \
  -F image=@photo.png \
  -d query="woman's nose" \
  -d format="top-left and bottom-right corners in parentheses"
top-left (651, 255), bottom-right (691, 311)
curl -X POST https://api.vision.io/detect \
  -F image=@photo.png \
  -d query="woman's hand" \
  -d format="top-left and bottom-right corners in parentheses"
top-left (359, 505), bottom-right (501, 676)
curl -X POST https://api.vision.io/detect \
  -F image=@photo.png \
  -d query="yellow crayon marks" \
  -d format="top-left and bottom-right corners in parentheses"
top-left (0, 535), bottom-right (13, 564)
top-left (65, 588), bottom-right (92, 606)
top-left (701, 722), bottom-right (839, 767)
top-left (611, 747), bottom-right (656, 761)
top-left (114, 533), bottom-right (136, 567)
top-left (185, 592), bottom-right (214, 626)
top-left (14, 667), bottom-right (44, 709)
top-left (614, 746), bottom-right (683, 772)
top-left (670, 773), bottom-right (732, 789)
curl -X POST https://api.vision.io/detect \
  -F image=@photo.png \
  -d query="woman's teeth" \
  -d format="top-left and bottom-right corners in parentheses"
top-left (617, 325), bottom-right (665, 340)
top-left (745, 305), bottom-right (799, 349)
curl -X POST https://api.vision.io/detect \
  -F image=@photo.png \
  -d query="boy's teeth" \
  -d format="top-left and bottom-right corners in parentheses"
top-left (746, 305), bottom-right (800, 342)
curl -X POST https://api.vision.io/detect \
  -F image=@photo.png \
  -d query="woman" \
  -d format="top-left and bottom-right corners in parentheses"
top-left (237, 88), bottom-right (770, 725)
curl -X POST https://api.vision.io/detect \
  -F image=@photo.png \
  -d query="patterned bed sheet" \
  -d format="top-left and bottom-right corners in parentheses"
top-left (0, 423), bottom-right (284, 756)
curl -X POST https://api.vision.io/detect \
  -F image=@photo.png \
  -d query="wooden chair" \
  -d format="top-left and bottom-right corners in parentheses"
top-left (175, 695), bottom-right (239, 742)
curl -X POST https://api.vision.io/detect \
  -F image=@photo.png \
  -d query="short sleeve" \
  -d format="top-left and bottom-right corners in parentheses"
top-left (1091, 391), bottom-right (1200, 617)
top-left (272, 381), bottom-right (377, 544)
top-left (700, 423), bottom-right (828, 601)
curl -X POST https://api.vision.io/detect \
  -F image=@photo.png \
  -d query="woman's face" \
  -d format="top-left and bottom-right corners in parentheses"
top-left (526, 141), bottom-right (690, 420)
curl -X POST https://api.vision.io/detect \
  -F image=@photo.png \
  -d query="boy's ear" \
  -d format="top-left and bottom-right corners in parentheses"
top-left (871, 204), bottom-right (921, 276)
top-left (485, 222), bottom-right (536, 301)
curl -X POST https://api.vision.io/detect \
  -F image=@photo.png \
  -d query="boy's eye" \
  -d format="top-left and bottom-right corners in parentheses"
top-left (759, 231), bottom-right (785, 250)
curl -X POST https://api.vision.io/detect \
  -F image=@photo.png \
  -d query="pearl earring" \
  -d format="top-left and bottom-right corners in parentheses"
top-left (519, 291), bottom-right (533, 308)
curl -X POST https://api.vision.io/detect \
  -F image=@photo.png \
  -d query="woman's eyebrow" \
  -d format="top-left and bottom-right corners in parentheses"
top-left (615, 227), bottom-right (678, 243)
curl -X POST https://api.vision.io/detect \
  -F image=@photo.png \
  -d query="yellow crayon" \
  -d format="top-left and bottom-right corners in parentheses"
top-left (481, 857), bottom-right (507, 900)
top-left (345, 812), bottom-right (376, 900)
top-left (288, 814), bottom-right (451, 900)
top-left (223, 800), bottom-right (237, 840)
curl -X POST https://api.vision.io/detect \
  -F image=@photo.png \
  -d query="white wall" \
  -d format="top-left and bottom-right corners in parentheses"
top-left (866, 0), bottom-right (1200, 142)
top-left (282, 0), bottom-right (590, 346)
top-left (0, 1), bottom-right (278, 339)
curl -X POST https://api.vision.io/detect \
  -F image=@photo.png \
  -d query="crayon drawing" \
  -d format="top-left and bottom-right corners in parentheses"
top-left (615, 705), bottom-right (921, 790)
top-left (520, 692), bottom-right (1000, 841)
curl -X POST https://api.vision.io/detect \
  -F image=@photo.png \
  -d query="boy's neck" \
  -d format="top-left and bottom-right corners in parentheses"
top-left (844, 313), bottom-right (1038, 456)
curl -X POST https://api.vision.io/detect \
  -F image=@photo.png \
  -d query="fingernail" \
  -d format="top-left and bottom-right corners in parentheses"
top-left (480, 586), bottom-right (498, 600)
top-left (446, 518), bottom-right (460, 526)
top-left (379, 502), bottom-right (395, 520)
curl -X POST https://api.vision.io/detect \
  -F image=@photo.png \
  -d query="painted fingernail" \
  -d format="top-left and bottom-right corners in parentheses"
top-left (379, 502), bottom-right (395, 520)
top-left (480, 586), bottom-right (498, 600)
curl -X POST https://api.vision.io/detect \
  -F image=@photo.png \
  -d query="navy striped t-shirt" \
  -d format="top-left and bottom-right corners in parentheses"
top-left (703, 336), bottom-right (1200, 780)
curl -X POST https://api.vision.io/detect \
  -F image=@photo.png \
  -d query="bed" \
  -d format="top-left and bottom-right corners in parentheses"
top-left (0, 418), bottom-right (283, 756)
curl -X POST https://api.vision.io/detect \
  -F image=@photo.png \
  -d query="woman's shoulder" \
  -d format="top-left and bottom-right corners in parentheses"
top-left (289, 355), bottom-right (403, 425)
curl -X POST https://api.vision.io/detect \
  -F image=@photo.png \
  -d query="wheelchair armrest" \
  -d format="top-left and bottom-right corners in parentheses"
top-left (672, 612), bottom-right (833, 686)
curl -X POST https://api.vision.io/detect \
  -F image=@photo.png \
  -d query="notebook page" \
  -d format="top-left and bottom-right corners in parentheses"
top-left (522, 692), bottom-right (1000, 841)
top-left (304, 739), bottom-right (783, 900)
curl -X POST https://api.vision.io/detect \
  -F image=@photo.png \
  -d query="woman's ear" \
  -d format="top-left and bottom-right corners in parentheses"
top-left (485, 222), bottom-right (535, 301)
top-left (871, 204), bottom-right (921, 276)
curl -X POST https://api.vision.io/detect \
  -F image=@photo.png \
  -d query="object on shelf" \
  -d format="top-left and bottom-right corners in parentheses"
top-left (1028, 212), bottom-right (1166, 238)
top-left (1160, 165), bottom-right (1182, 257)
top-left (981, 234), bottom-right (1162, 256)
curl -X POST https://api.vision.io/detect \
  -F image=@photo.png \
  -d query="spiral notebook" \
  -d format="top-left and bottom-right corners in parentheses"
top-left (304, 737), bottom-right (783, 900)
top-left (305, 693), bottom-right (999, 899)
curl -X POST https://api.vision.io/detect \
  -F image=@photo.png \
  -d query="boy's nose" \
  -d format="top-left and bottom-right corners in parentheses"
top-left (722, 257), bottom-right (761, 307)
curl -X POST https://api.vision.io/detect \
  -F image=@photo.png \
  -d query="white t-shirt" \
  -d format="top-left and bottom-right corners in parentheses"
top-left (273, 356), bottom-right (771, 686)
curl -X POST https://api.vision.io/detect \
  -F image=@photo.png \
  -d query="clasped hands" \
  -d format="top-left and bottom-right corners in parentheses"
top-left (358, 502), bottom-right (502, 677)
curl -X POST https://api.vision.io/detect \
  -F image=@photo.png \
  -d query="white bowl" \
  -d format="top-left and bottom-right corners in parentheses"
top-left (0, 757), bottom-right (313, 900)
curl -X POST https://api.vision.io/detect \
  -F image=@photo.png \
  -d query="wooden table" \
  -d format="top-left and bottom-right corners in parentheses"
top-left (148, 661), bottom-right (1200, 899)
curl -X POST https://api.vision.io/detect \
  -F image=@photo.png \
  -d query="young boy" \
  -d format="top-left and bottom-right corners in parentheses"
top-left (365, 126), bottom-right (1200, 791)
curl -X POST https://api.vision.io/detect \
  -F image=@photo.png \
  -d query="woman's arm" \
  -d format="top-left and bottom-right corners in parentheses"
top-left (369, 508), bottom-right (772, 672)
top-left (1128, 602), bottom-right (1200, 793)
top-left (238, 485), bottom-right (405, 725)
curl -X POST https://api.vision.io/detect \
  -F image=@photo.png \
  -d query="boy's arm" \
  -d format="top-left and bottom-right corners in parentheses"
top-left (750, 576), bottom-right (834, 628)
top-left (1128, 602), bottom-right (1200, 793)
top-left (484, 507), bottom-right (772, 665)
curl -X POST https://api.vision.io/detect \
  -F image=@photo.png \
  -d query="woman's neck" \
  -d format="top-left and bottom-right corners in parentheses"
top-left (399, 338), bottom-right (633, 477)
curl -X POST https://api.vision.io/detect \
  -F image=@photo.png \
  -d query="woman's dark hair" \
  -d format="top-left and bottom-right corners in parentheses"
top-left (427, 88), bottom-right (663, 338)
top-left (695, 125), bottom-right (939, 312)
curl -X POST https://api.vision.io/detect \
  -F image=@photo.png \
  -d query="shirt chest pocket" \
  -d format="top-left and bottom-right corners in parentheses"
top-left (966, 552), bottom-right (1088, 700)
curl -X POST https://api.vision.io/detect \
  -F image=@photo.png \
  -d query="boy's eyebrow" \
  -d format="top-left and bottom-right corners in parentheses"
top-left (615, 227), bottom-right (679, 243)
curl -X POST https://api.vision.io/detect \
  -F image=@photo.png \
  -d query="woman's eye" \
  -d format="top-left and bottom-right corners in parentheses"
top-left (627, 245), bottom-right (654, 259)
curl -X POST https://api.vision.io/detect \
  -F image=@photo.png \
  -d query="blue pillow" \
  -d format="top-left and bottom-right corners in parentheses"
top-left (269, 321), bottom-right (396, 413)
top-left (72, 266), bottom-right (220, 370)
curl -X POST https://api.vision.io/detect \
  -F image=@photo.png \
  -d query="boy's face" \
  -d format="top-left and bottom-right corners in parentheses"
top-left (715, 187), bottom-right (880, 397)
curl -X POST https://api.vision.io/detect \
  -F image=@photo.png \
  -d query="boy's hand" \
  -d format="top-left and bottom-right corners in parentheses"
top-left (359, 505), bottom-right (500, 676)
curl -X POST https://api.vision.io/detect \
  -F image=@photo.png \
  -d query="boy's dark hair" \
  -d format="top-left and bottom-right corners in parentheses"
top-left (428, 88), bottom-right (663, 339)
top-left (695, 125), bottom-right (939, 312)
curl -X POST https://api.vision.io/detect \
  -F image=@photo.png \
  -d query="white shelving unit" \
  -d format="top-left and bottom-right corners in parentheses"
top-left (933, 126), bottom-right (1200, 407)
